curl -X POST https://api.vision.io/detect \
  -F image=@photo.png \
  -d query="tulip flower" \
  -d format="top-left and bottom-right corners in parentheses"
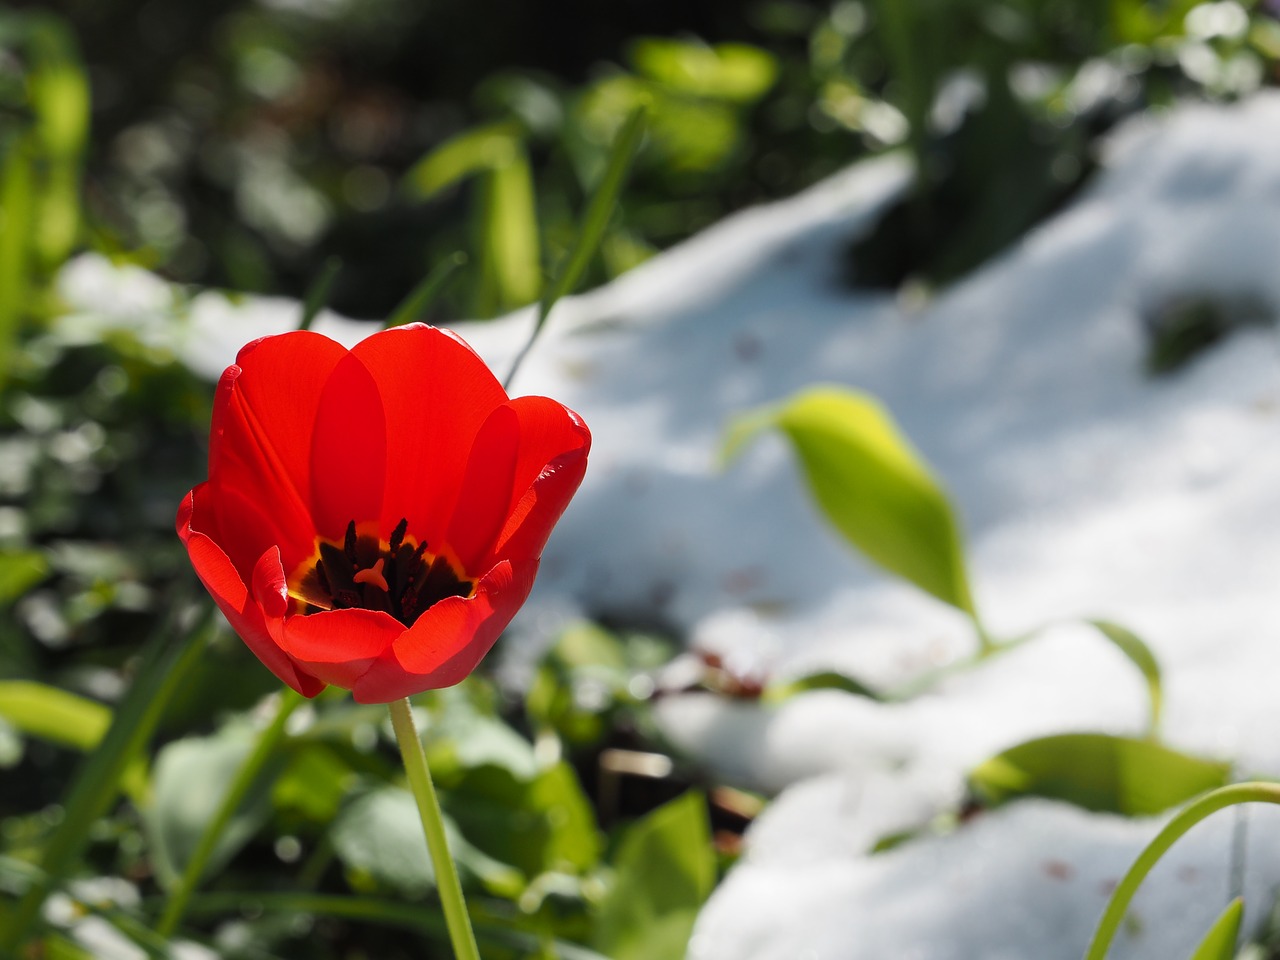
top-left (177, 323), bottom-right (590, 704)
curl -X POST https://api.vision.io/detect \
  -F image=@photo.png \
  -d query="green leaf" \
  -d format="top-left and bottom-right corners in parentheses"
top-left (1089, 619), bottom-right (1163, 737)
top-left (443, 761), bottom-right (600, 883)
top-left (630, 38), bottom-right (778, 102)
top-left (477, 149), bottom-right (541, 313)
top-left (0, 550), bottom-right (46, 607)
top-left (594, 792), bottom-right (715, 960)
top-left (725, 385), bottom-right (976, 616)
top-left (969, 734), bottom-right (1232, 817)
top-left (332, 786), bottom-right (523, 898)
top-left (762, 670), bottom-right (882, 704)
top-left (402, 120), bottom-right (523, 200)
top-left (144, 725), bottom-right (278, 889)
top-left (1186, 897), bottom-right (1242, 960)
top-left (0, 681), bottom-right (109, 750)
top-left (272, 742), bottom-right (356, 823)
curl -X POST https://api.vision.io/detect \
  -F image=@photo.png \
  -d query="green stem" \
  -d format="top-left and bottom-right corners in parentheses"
top-left (388, 697), bottom-right (481, 960)
top-left (1083, 782), bottom-right (1280, 960)
top-left (156, 687), bottom-right (305, 939)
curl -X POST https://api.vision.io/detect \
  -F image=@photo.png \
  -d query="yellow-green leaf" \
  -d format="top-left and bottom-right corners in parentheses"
top-left (725, 385), bottom-right (975, 615)
top-left (970, 734), bottom-right (1231, 817)
top-left (402, 121), bottom-right (523, 200)
top-left (1186, 897), bottom-right (1242, 960)
top-left (0, 681), bottom-right (109, 751)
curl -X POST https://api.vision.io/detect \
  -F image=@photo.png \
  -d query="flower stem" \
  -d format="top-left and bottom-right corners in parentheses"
top-left (1083, 782), bottom-right (1280, 960)
top-left (388, 697), bottom-right (481, 960)
top-left (156, 687), bottom-right (305, 939)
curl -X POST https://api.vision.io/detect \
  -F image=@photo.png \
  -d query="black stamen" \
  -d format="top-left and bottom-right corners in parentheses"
top-left (389, 517), bottom-right (408, 554)
top-left (344, 520), bottom-right (358, 563)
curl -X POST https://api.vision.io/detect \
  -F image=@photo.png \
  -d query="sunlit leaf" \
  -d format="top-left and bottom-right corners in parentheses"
top-left (402, 121), bottom-right (523, 200)
top-left (630, 38), bottom-right (778, 102)
top-left (1186, 897), bottom-right (1242, 960)
top-left (1089, 619), bottom-right (1162, 736)
top-left (970, 734), bottom-right (1231, 816)
top-left (725, 385), bottom-right (976, 616)
top-left (271, 742), bottom-right (356, 823)
top-left (0, 550), bottom-right (49, 607)
top-left (0, 681), bottom-right (109, 751)
top-left (477, 149), bottom-right (541, 313)
top-left (594, 791), bottom-right (715, 960)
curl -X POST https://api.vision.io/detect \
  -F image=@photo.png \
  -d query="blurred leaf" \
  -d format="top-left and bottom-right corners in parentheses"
top-left (1089, 619), bottom-right (1162, 736)
top-left (144, 725), bottom-right (277, 889)
top-left (594, 792), bottom-right (715, 960)
top-left (403, 121), bottom-right (523, 200)
top-left (0, 604), bottom-right (213, 952)
top-left (0, 550), bottom-right (48, 606)
top-left (476, 148), bottom-right (541, 313)
top-left (272, 743), bottom-right (356, 823)
top-left (970, 734), bottom-right (1231, 816)
top-left (724, 385), bottom-right (977, 616)
top-left (763, 670), bottom-right (882, 704)
top-left (426, 699), bottom-right (538, 783)
top-left (631, 38), bottom-right (778, 102)
top-left (332, 786), bottom-right (523, 897)
top-left (444, 761), bottom-right (600, 883)
top-left (0, 681), bottom-right (109, 750)
top-left (1186, 897), bottom-right (1242, 960)
top-left (0, 133), bottom-right (36, 387)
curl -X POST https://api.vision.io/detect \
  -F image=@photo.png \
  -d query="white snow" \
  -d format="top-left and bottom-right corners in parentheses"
top-left (54, 91), bottom-right (1280, 958)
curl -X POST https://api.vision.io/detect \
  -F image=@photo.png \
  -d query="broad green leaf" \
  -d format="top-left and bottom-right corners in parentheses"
top-left (969, 734), bottom-right (1231, 816)
top-left (725, 386), bottom-right (976, 615)
top-left (1186, 897), bottom-right (1242, 960)
top-left (630, 38), bottom-right (778, 102)
top-left (0, 552), bottom-right (47, 604)
top-left (402, 120), bottom-right (523, 200)
top-left (331, 786), bottom-right (523, 898)
top-left (443, 761), bottom-right (600, 883)
top-left (594, 792), bottom-right (715, 960)
top-left (0, 681), bottom-right (109, 750)
top-left (1089, 619), bottom-right (1163, 736)
top-left (144, 725), bottom-right (277, 889)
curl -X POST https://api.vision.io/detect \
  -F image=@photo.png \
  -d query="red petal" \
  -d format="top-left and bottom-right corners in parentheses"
top-left (309, 351), bottom-right (387, 543)
top-left (177, 488), bottom-right (326, 698)
top-left (446, 397), bottom-right (590, 572)
top-left (278, 607), bottom-right (405, 690)
top-left (209, 332), bottom-right (349, 576)
top-left (351, 325), bottom-right (507, 551)
top-left (350, 559), bottom-right (537, 703)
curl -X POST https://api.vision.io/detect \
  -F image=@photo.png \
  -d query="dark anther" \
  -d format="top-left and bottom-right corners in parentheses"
top-left (343, 520), bottom-right (358, 563)
top-left (389, 517), bottom-right (408, 554)
top-left (296, 519), bottom-right (473, 627)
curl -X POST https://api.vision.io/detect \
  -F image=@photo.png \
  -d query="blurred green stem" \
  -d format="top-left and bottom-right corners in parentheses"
top-left (156, 687), bottom-right (305, 939)
top-left (1083, 782), bottom-right (1280, 960)
top-left (388, 697), bottom-right (481, 960)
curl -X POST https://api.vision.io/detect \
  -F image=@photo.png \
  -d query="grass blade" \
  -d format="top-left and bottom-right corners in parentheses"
top-left (504, 105), bottom-right (646, 391)
top-left (298, 256), bottom-right (342, 332)
top-left (383, 252), bottom-right (467, 329)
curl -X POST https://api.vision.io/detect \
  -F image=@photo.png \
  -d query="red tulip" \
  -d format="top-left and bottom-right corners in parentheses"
top-left (177, 324), bottom-right (590, 703)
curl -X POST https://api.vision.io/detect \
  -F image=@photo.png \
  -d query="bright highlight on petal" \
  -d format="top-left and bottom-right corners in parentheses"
top-left (177, 323), bottom-right (590, 703)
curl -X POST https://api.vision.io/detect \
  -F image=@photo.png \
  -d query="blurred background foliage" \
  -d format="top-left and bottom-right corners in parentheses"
top-left (2, 0), bottom-right (1280, 957)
